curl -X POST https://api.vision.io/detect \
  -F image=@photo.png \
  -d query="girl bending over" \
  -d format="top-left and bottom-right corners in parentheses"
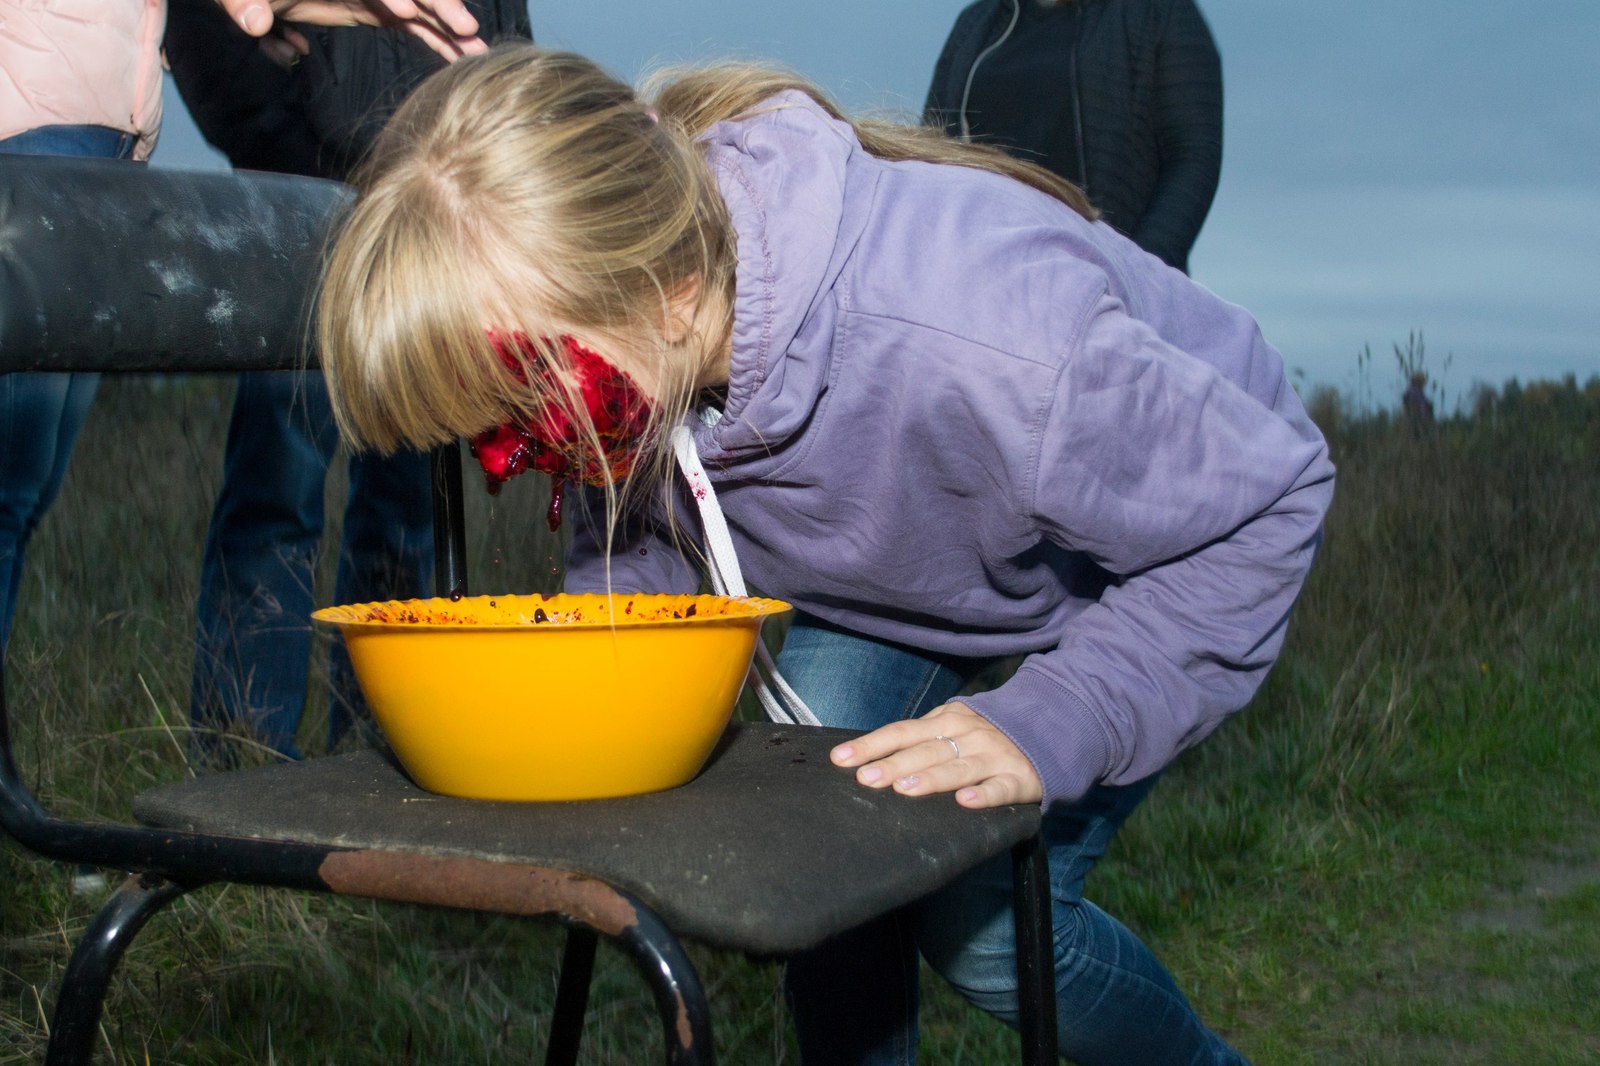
top-left (318, 42), bottom-right (1333, 1066)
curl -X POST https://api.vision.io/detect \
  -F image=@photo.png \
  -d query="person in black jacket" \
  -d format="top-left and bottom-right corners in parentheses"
top-left (925, 0), bottom-right (1222, 273)
top-left (164, 0), bottom-right (532, 763)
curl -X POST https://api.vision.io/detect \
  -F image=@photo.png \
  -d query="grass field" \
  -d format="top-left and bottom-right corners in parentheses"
top-left (2, 369), bottom-right (1598, 1064)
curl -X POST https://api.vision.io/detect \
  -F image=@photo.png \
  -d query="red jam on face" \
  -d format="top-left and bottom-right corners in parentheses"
top-left (468, 331), bottom-right (655, 531)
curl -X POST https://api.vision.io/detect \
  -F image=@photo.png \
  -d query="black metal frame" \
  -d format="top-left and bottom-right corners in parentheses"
top-left (0, 154), bottom-right (1059, 1064)
top-left (2, 694), bottom-right (719, 1064)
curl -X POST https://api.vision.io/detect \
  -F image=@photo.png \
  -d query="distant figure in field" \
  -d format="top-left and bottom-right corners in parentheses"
top-left (1403, 372), bottom-right (1434, 430)
top-left (924, 0), bottom-right (1223, 274)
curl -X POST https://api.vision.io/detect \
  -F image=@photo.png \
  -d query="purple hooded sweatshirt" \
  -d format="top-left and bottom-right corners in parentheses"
top-left (566, 91), bottom-right (1335, 810)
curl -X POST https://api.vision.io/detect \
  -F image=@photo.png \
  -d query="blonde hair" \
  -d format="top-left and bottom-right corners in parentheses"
top-left (645, 63), bottom-right (1096, 217)
top-left (318, 42), bottom-right (1096, 509)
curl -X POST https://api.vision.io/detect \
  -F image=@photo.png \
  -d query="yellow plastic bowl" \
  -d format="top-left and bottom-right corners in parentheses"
top-left (311, 593), bottom-right (791, 801)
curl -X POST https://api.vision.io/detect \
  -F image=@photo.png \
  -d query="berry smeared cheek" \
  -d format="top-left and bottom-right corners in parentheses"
top-left (467, 332), bottom-right (654, 532)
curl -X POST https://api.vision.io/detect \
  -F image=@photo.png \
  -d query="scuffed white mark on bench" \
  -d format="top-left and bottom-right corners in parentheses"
top-left (207, 291), bottom-right (238, 327)
top-left (152, 261), bottom-right (203, 297)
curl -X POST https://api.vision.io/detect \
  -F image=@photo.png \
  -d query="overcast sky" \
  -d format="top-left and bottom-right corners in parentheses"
top-left (155, 0), bottom-right (1600, 408)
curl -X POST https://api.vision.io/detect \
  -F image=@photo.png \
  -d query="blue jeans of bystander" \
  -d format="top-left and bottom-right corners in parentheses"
top-left (189, 371), bottom-right (433, 761)
top-left (0, 125), bottom-right (137, 651)
top-left (775, 613), bottom-right (1249, 1066)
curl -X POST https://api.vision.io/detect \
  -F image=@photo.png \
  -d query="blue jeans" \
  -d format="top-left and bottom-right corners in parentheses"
top-left (776, 614), bottom-right (1249, 1066)
top-left (189, 371), bottom-right (433, 761)
top-left (0, 125), bottom-right (137, 651)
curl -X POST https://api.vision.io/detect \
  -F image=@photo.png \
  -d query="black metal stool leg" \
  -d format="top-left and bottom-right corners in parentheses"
top-left (544, 927), bottom-right (599, 1066)
top-left (46, 872), bottom-right (191, 1066)
top-left (612, 900), bottom-right (715, 1066)
top-left (1012, 832), bottom-right (1058, 1065)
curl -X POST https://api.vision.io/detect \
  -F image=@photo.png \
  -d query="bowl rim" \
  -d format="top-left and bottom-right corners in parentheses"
top-left (311, 592), bottom-right (793, 632)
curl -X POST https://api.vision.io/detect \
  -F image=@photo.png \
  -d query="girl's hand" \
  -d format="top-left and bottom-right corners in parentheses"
top-left (217, 0), bottom-right (488, 60)
top-left (830, 702), bottom-right (1043, 810)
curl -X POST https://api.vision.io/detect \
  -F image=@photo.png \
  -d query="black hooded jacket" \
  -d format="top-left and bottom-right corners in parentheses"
top-left (164, 0), bottom-right (533, 180)
top-left (925, 0), bottom-right (1222, 272)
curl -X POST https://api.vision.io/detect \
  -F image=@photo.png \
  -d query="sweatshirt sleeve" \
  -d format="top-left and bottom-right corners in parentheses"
top-left (1128, 0), bottom-right (1223, 272)
top-left (958, 292), bottom-right (1334, 809)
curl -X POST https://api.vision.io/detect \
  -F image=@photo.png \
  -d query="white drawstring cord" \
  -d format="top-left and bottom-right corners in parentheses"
top-left (670, 423), bottom-right (821, 727)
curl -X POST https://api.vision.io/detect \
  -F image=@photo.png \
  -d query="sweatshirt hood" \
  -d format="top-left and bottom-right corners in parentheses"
top-left (696, 91), bottom-right (865, 459)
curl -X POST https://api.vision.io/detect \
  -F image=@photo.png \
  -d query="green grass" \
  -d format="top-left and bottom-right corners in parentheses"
top-left (3, 371), bottom-right (1599, 1063)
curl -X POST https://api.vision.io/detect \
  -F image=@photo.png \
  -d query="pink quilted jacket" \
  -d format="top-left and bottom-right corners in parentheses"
top-left (0, 0), bottom-right (166, 159)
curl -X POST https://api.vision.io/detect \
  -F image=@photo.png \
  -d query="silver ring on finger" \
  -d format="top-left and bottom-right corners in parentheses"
top-left (935, 734), bottom-right (960, 760)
